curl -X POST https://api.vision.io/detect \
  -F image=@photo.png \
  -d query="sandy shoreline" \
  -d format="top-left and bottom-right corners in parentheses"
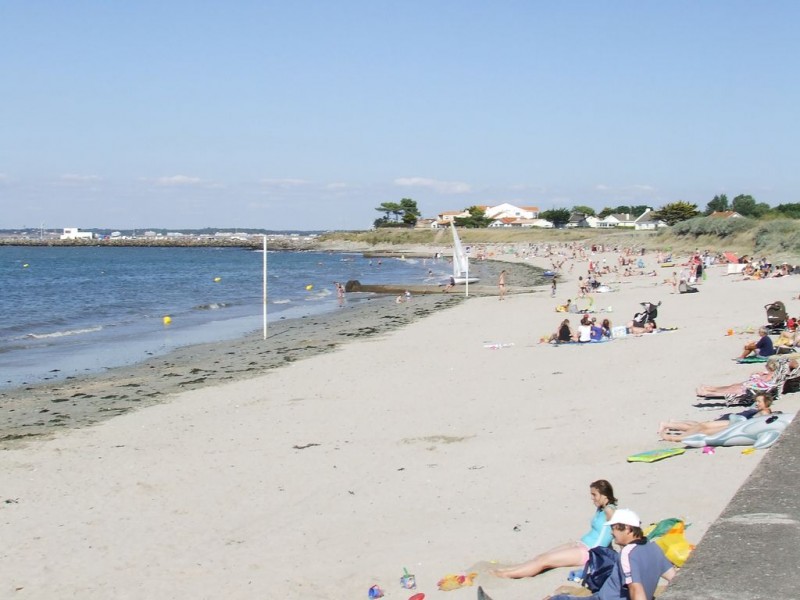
top-left (0, 256), bottom-right (543, 448)
top-left (1, 248), bottom-right (798, 599)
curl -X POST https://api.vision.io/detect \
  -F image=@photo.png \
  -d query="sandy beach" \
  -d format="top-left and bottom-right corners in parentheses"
top-left (1, 248), bottom-right (798, 599)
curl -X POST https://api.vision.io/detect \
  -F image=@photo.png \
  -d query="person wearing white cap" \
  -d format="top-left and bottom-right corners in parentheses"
top-left (478, 508), bottom-right (676, 600)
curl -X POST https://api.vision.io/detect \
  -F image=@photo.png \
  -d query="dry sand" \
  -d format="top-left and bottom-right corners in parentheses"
top-left (1, 250), bottom-right (798, 600)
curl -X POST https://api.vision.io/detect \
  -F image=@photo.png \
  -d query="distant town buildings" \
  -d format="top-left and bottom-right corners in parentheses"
top-left (60, 227), bottom-right (94, 240)
top-left (424, 203), bottom-right (664, 230)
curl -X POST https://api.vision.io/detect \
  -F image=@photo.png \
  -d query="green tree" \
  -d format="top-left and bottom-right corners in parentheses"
top-left (399, 198), bottom-right (421, 225)
top-left (653, 201), bottom-right (699, 226)
top-left (774, 203), bottom-right (800, 219)
top-left (540, 208), bottom-right (571, 227)
top-left (731, 194), bottom-right (770, 218)
top-left (571, 205), bottom-right (596, 217)
top-left (598, 207), bottom-right (614, 218)
top-left (454, 206), bottom-right (493, 228)
top-left (630, 205), bottom-right (650, 217)
top-left (704, 194), bottom-right (729, 215)
top-left (375, 201), bottom-right (402, 223)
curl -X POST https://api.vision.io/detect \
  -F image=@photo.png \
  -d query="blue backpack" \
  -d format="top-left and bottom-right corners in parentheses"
top-left (582, 546), bottom-right (618, 592)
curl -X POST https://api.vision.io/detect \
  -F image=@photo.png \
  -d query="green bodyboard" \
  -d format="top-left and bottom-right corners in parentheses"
top-left (627, 448), bottom-right (686, 463)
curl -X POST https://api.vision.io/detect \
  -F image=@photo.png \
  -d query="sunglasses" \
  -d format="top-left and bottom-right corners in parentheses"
top-left (611, 524), bottom-right (628, 531)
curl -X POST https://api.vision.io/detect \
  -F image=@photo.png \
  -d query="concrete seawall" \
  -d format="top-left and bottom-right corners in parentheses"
top-left (662, 415), bottom-right (800, 600)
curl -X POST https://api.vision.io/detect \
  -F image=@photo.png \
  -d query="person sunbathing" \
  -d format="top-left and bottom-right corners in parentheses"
top-left (659, 394), bottom-right (774, 442)
top-left (695, 357), bottom-right (783, 397)
top-left (492, 480), bottom-right (617, 579)
top-left (628, 321), bottom-right (655, 335)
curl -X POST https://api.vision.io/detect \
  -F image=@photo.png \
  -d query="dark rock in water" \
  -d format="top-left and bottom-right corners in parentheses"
top-left (345, 280), bottom-right (362, 292)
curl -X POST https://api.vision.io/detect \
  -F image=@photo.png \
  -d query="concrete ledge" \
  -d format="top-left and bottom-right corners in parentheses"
top-left (661, 414), bottom-right (800, 600)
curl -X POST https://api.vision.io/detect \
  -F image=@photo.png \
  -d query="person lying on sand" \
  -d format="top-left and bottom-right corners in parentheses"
top-left (492, 480), bottom-right (617, 579)
top-left (627, 321), bottom-right (655, 335)
top-left (659, 394), bottom-right (774, 442)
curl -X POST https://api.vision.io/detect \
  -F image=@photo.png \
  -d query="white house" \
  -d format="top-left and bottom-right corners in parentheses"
top-left (634, 208), bottom-right (667, 230)
top-left (610, 213), bottom-right (637, 228)
top-left (484, 203), bottom-right (540, 220)
top-left (437, 210), bottom-right (470, 224)
top-left (566, 212), bottom-right (600, 228)
top-left (414, 218), bottom-right (440, 229)
top-left (60, 227), bottom-right (93, 240)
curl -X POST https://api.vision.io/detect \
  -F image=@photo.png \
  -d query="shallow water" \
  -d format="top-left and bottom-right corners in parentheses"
top-left (0, 246), bottom-right (463, 387)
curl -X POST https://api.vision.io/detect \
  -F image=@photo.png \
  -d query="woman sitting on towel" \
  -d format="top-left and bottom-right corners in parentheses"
top-left (659, 394), bottom-right (774, 442)
top-left (549, 318), bottom-right (576, 343)
top-left (695, 357), bottom-right (790, 397)
top-left (600, 318), bottom-right (612, 339)
top-left (492, 480), bottom-right (617, 579)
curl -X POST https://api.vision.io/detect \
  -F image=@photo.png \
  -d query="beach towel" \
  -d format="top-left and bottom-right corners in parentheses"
top-left (737, 356), bottom-right (769, 364)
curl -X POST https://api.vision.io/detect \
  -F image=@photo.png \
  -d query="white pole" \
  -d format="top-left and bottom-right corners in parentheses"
top-left (263, 235), bottom-right (268, 340)
top-left (464, 246), bottom-right (469, 297)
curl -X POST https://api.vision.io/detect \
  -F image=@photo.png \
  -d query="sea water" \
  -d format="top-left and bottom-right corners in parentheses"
top-left (0, 246), bottom-right (455, 388)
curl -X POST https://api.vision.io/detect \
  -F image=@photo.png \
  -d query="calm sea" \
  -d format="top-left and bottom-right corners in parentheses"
top-left (0, 246), bottom-right (454, 388)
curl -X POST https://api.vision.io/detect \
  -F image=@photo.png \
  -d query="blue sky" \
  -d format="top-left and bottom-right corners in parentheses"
top-left (2, 1), bottom-right (798, 230)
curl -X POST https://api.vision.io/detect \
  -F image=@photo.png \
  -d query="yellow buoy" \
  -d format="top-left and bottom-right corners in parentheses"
top-left (23, 263), bottom-right (29, 268)
top-left (305, 284), bottom-right (313, 291)
top-left (163, 316), bottom-right (172, 325)
top-left (213, 277), bottom-right (221, 283)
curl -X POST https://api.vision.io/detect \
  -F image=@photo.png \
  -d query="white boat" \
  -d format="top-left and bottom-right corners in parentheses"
top-left (450, 223), bottom-right (479, 284)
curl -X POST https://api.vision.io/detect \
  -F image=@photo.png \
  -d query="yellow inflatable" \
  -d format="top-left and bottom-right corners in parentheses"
top-left (652, 522), bottom-right (694, 567)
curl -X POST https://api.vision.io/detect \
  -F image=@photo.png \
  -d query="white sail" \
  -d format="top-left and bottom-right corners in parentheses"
top-left (450, 223), bottom-right (479, 284)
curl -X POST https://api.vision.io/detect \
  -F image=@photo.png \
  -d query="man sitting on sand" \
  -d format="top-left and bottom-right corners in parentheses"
top-left (738, 327), bottom-right (776, 360)
top-left (478, 509), bottom-right (675, 600)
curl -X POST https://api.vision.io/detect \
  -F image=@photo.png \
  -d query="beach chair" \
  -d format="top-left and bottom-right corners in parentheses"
top-left (723, 357), bottom-right (797, 407)
top-left (678, 282), bottom-right (699, 294)
top-left (765, 301), bottom-right (788, 333)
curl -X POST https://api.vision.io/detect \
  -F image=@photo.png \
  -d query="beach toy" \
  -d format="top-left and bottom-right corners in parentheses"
top-left (400, 568), bottom-right (416, 589)
top-left (437, 572), bottom-right (477, 591)
top-left (368, 584), bottom-right (384, 598)
top-left (626, 448), bottom-right (685, 463)
top-left (702, 446), bottom-right (715, 455)
top-left (305, 284), bottom-right (313, 291)
top-left (741, 447), bottom-right (756, 455)
top-left (681, 413), bottom-right (794, 449)
top-left (654, 524), bottom-right (694, 567)
top-left (726, 329), bottom-right (734, 336)
top-left (213, 277), bottom-right (221, 282)
top-left (162, 315), bottom-right (172, 325)
top-left (409, 594), bottom-right (425, 600)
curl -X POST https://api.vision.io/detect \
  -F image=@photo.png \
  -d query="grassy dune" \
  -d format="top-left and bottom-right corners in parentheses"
top-left (321, 218), bottom-right (800, 261)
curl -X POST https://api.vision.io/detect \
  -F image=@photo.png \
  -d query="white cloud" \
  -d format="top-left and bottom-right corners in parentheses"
top-left (325, 182), bottom-right (349, 190)
top-left (630, 184), bottom-right (655, 192)
top-left (261, 178), bottom-right (308, 188)
top-left (61, 174), bottom-right (101, 182)
top-left (394, 177), bottom-right (472, 194)
top-left (594, 184), bottom-right (609, 191)
top-left (155, 175), bottom-right (202, 186)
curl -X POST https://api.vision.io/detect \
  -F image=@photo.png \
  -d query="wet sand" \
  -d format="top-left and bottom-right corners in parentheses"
top-left (0, 293), bottom-right (467, 448)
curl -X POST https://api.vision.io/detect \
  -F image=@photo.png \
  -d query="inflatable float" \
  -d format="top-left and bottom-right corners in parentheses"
top-left (681, 413), bottom-right (794, 449)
